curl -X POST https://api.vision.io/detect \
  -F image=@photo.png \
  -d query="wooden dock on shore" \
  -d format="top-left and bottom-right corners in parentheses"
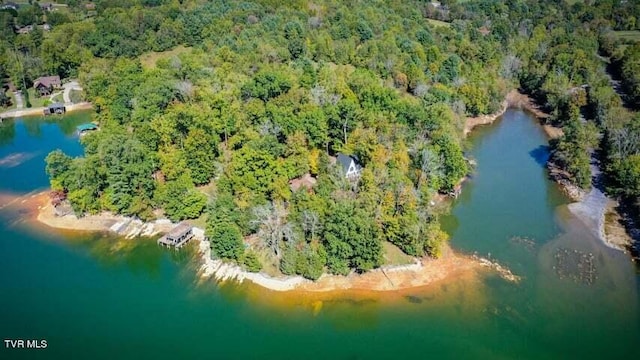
top-left (157, 222), bottom-right (194, 249)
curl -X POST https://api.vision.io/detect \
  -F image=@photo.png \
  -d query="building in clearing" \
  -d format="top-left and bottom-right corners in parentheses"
top-left (34, 75), bottom-right (61, 96)
top-left (157, 223), bottom-right (194, 249)
top-left (336, 153), bottom-right (362, 179)
top-left (289, 173), bottom-right (317, 192)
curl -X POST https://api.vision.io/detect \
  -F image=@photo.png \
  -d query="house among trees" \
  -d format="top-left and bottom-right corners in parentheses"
top-left (337, 153), bottom-right (362, 179)
top-left (34, 76), bottom-right (61, 96)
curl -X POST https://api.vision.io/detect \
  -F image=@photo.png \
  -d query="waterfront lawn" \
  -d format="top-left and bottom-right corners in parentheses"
top-left (51, 93), bottom-right (64, 104)
top-left (3, 88), bottom-right (49, 110)
top-left (70, 89), bottom-right (85, 103)
top-left (26, 88), bottom-right (49, 108)
top-left (254, 245), bottom-right (281, 277)
top-left (186, 213), bottom-right (208, 232)
top-left (382, 242), bottom-right (415, 266)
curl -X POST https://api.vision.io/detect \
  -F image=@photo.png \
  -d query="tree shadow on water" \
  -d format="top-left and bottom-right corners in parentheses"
top-left (529, 145), bottom-right (550, 166)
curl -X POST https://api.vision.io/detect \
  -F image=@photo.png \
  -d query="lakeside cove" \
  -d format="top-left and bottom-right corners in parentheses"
top-left (463, 91), bottom-right (637, 257)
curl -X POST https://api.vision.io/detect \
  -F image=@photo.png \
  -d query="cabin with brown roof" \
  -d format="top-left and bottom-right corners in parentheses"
top-left (289, 173), bottom-right (317, 192)
top-left (34, 76), bottom-right (61, 96)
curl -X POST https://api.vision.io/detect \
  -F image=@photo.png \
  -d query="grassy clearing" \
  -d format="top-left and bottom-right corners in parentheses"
top-left (186, 213), bottom-right (208, 231)
top-left (26, 88), bottom-right (49, 108)
top-left (51, 93), bottom-right (64, 103)
top-left (0, 89), bottom-right (43, 110)
top-left (382, 241), bottom-right (415, 266)
top-left (139, 45), bottom-right (191, 69)
top-left (614, 30), bottom-right (640, 43)
top-left (426, 18), bottom-right (451, 28)
top-left (70, 89), bottom-right (85, 103)
top-left (254, 245), bottom-right (281, 277)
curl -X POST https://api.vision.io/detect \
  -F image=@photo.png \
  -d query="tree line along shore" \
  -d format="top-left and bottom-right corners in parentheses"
top-left (30, 190), bottom-right (516, 292)
top-left (2, 0), bottom-right (637, 281)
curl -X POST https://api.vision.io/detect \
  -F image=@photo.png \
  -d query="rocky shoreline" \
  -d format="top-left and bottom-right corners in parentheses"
top-left (29, 191), bottom-right (518, 292)
top-left (547, 160), bottom-right (588, 202)
top-left (197, 238), bottom-right (518, 292)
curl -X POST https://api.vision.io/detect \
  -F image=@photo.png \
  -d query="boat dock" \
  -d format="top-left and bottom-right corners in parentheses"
top-left (44, 103), bottom-right (66, 115)
top-left (157, 222), bottom-right (194, 249)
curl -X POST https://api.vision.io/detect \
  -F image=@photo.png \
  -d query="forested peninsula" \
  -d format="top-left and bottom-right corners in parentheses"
top-left (3, 0), bottom-right (639, 280)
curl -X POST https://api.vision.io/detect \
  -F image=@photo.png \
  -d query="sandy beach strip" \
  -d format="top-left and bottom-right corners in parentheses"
top-left (0, 102), bottom-right (93, 120)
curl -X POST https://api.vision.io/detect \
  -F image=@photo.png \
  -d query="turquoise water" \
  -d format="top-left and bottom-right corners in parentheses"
top-left (0, 110), bottom-right (638, 359)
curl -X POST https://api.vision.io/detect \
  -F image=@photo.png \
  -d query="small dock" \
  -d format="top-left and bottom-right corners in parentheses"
top-left (157, 223), bottom-right (194, 249)
top-left (77, 123), bottom-right (98, 135)
top-left (44, 103), bottom-right (66, 115)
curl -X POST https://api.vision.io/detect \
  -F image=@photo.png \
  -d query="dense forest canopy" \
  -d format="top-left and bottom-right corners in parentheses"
top-left (2, 0), bottom-right (639, 277)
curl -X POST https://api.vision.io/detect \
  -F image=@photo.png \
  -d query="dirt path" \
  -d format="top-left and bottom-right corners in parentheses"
top-left (13, 91), bottom-right (23, 109)
top-left (63, 81), bottom-right (83, 104)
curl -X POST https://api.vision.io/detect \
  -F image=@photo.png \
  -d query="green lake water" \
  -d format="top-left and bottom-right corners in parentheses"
top-left (0, 109), bottom-right (638, 359)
